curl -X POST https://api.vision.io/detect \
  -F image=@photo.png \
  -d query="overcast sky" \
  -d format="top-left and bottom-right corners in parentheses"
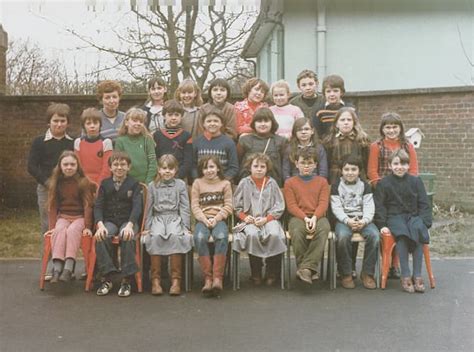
top-left (1, 0), bottom-right (259, 80)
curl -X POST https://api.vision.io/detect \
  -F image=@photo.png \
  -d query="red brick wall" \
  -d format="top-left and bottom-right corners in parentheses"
top-left (0, 94), bottom-right (145, 207)
top-left (1, 87), bottom-right (473, 210)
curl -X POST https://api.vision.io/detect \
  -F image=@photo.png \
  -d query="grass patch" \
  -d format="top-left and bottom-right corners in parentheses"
top-left (0, 208), bottom-right (41, 258)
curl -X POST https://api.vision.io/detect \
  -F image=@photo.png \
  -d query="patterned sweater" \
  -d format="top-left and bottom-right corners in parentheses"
top-left (192, 133), bottom-right (239, 181)
top-left (191, 177), bottom-right (233, 223)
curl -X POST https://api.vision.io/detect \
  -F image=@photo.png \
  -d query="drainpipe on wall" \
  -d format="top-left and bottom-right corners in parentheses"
top-left (316, 0), bottom-right (327, 80)
top-left (262, 16), bottom-right (285, 80)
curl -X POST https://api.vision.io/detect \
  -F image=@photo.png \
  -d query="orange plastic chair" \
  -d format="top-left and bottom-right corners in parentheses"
top-left (39, 182), bottom-right (98, 291)
top-left (380, 229), bottom-right (435, 289)
top-left (85, 182), bottom-right (147, 293)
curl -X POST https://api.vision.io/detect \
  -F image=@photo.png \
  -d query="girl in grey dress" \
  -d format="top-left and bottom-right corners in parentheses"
top-left (233, 153), bottom-right (287, 286)
top-left (143, 154), bottom-right (193, 296)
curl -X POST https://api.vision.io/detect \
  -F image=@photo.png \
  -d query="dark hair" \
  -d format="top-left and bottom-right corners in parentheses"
top-left (322, 74), bottom-right (345, 94)
top-left (96, 80), bottom-right (123, 100)
top-left (244, 153), bottom-right (273, 173)
top-left (242, 77), bottom-right (269, 97)
top-left (207, 78), bottom-right (231, 104)
top-left (162, 99), bottom-right (184, 116)
top-left (288, 118), bottom-right (320, 163)
top-left (296, 147), bottom-right (319, 163)
top-left (201, 108), bottom-right (225, 126)
top-left (80, 107), bottom-right (102, 129)
top-left (146, 77), bottom-right (168, 103)
top-left (197, 155), bottom-right (225, 180)
top-left (388, 149), bottom-right (410, 165)
top-left (147, 77), bottom-right (167, 90)
top-left (108, 151), bottom-right (131, 167)
top-left (340, 155), bottom-right (362, 170)
top-left (250, 107), bottom-right (279, 134)
top-left (379, 112), bottom-right (408, 143)
top-left (46, 103), bottom-right (70, 123)
top-left (296, 69), bottom-right (318, 85)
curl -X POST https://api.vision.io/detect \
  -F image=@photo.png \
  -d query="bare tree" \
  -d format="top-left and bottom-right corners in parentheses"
top-left (66, 4), bottom-right (257, 92)
top-left (6, 38), bottom-right (125, 95)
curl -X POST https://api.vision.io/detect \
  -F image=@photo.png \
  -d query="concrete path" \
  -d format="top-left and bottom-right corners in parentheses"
top-left (1, 258), bottom-right (473, 352)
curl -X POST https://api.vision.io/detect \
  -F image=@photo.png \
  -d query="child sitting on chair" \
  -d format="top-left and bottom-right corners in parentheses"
top-left (94, 151), bottom-right (142, 297)
top-left (283, 147), bottom-right (330, 285)
top-left (374, 149), bottom-right (432, 293)
top-left (330, 155), bottom-right (379, 290)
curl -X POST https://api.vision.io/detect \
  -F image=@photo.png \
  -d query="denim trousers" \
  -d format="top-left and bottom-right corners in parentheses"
top-left (194, 221), bottom-right (228, 256)
top-left (95, 222), bottom-right (139, 277)
top-left (335, 221), bottom-right (379, 276)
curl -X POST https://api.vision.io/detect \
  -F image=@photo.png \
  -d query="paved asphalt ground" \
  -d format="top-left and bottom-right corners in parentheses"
top-left (1, 258), bottom-right (473, 352)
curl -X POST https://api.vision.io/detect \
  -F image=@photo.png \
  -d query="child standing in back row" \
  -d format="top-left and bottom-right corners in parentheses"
top-left (174, 78), bottom-right (203, 141)
top-left (235, 77), bottom-right (269, 136)
top-left (270, 80), bottom-right (304, 139)
top-left (74, 108), bottom-right (112, 185)
top-left (153, 100), bottom-right (192, 180)
top-left (290, 69), bottom-right (324, 120)
top-left (97, 80), bottom-right (125, 141)
top-left (368, 112), bottom-right (419, 186)
top-left (199, 78), bottom-right (237, 140)
top-left (324, 108), bottom-right (370, 185)
top-left (312, 74), bottom-right (354, 140)
top-left (115, 108), bottom-right (157, 184)
top-left (142, 77), bottom-right (168, 134)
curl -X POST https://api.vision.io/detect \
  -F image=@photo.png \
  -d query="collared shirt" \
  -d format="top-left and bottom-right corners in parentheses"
top-left (44, 128), bottom-right (73, 142)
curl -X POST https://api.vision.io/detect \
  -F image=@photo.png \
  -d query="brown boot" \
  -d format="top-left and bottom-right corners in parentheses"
top-left (150, 255), bottom-right (163, 295)
top-left (212, 254), bottom-right (226, 295)
top-left (198, 256), bottom-right (213, 295)
top-left (249, 254), bottom-right (263, 285)
top-left (169, 254), bottom-right (182, 296)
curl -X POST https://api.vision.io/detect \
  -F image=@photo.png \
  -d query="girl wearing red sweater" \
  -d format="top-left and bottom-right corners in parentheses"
top-left (234, 78), bottom-right (269, 136)
top-left (47, 151), bottom-right (94, 283)
top-left (367, 112), bottom-right (418, 186)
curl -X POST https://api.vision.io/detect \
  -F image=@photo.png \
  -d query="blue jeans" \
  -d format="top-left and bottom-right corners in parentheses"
top-left (335, 221), bottom-right (379, 276)
top-left (194, 221), bottom-right (228, 256)
top-left (95, 222), bottom-right (139, 277)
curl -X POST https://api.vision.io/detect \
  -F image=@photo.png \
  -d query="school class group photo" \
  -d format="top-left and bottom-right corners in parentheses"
top-left (29, 70), bottom-right (433, 298)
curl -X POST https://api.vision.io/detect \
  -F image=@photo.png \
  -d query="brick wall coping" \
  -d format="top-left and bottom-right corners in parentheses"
top-left (344, 85), bottom-right (474, 97)
top-left (1, 85), bottom-right (472, 103)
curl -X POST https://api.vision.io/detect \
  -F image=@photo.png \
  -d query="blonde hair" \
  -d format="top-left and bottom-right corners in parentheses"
top-left (270, 80), bottom-right (290, 95)
top-left (119, 107), bottom-right (152, 139)
top-left (174, 79), bottom-right (203, 107)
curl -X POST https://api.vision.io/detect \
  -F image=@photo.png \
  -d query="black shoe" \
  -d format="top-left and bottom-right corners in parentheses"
top-left (389, 266), bottom-right (401, 279)
top-left (50, 271), bottom-right (60, 284)
top-left (59, 269), bottom-right (72, 282)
